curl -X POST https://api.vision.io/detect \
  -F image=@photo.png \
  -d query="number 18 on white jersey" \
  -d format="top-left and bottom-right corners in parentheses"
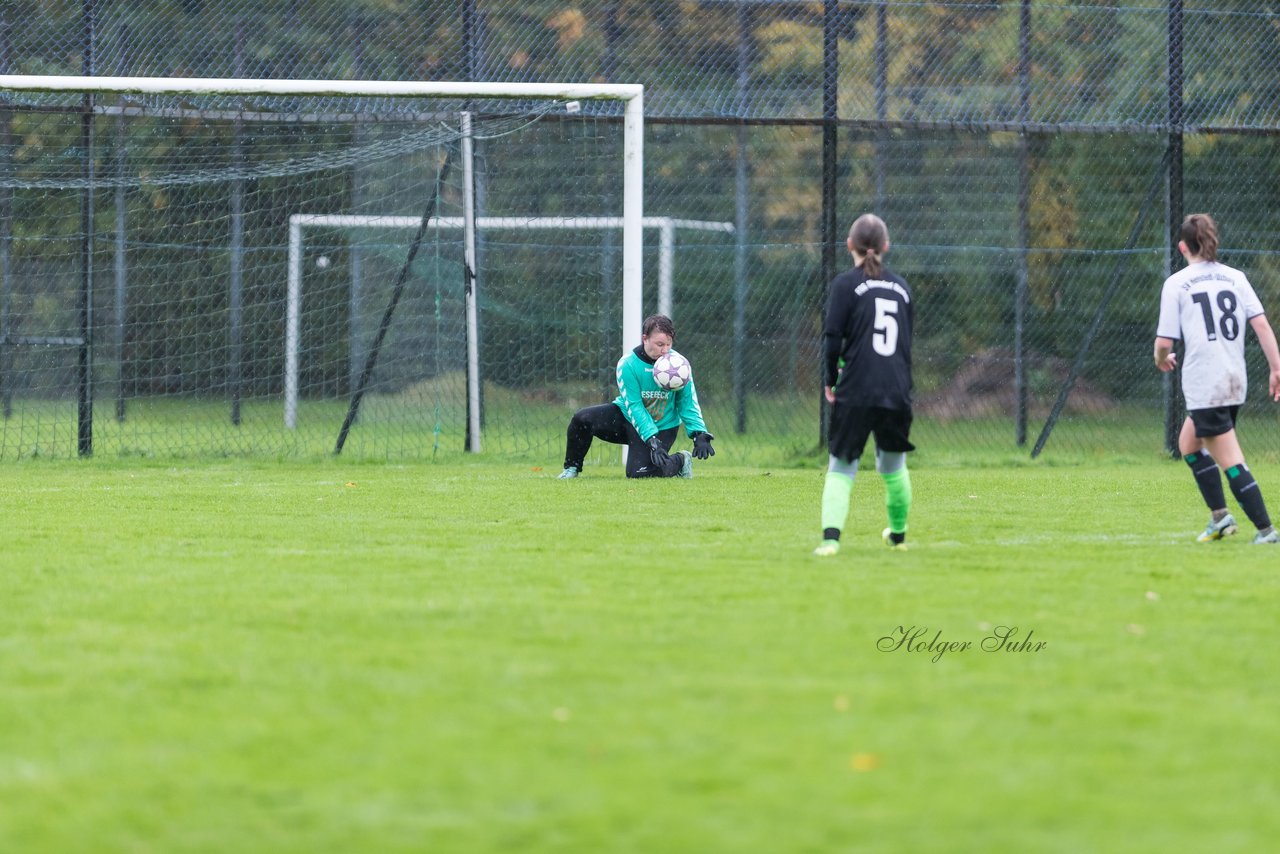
top-left (1156, 261), bottom-right (1264, 410)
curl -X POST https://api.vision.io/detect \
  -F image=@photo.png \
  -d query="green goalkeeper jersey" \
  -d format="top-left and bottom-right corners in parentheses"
top-left (613, 346), bottom-right (708, 441)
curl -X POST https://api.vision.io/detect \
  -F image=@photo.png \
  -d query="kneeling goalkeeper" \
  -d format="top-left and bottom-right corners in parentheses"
top-left (558, 314), bottom-right (714, 479)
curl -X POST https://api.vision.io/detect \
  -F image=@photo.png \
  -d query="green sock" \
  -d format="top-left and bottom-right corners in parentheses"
top-left (821, 471), bottom-right (855, 539)
top-left (881, 467), bottom-right (911, 534)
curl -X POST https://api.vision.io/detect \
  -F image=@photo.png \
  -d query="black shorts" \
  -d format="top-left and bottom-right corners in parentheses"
top-left (564, 402), bottom-right (681, 478)
top-left (828, 404), bottom-right (915, 462)
top-left (1189, 405), bottom-right (1240, 438)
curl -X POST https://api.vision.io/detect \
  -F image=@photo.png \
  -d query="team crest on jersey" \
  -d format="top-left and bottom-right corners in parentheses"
top-left (642, 389), bottom-right (668, 420)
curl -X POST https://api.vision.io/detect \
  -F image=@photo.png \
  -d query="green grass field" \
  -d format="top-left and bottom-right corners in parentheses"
top-left (3, 453), bottom-right (1279, 852)
top-left (0, 382), bottom-right (1246, 467)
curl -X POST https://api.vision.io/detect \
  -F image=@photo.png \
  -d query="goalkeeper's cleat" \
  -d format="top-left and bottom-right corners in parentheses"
top-left (1252, 527), bottom-right (1279, 544)
top-left (557, 466), bottom-right (580, 479)
top-left (813, 539), bottom-right (840, 557)
top-left (1196, 512), bottom-right (1237, 542)
top-left (882, 528), bottom-right (908, 551)
top-left (676, 450), bottom-right (693, 479)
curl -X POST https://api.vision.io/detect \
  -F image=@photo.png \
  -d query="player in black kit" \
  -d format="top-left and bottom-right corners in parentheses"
top-left (814, 213), bottom-right (915, 557)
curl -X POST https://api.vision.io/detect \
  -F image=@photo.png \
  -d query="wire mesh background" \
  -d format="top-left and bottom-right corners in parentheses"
top-left (4, 1), bottom-right (1280, 462)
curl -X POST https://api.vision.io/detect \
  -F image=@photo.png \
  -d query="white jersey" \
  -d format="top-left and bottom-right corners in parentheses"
top-left (1156, 260), bottom-right (1264, 410)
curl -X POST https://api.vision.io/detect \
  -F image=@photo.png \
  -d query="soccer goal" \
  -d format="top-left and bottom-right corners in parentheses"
top-left (285, 213), bottom-right (734, 432)
top-left (0, 74), bottom-right (645, 459)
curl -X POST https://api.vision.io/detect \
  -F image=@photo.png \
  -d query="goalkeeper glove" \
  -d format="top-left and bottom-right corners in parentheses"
top-left (691, 431), bottom-right (715, 460)
top-left (647, 436), bottom-right (670, 468)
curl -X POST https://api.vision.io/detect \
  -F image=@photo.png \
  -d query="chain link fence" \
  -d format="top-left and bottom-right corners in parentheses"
top-left (3, 1), bottom-right (1280, 462)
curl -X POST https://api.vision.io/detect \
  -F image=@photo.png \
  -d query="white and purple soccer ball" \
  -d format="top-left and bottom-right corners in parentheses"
top-left (652, 352), bottom-right (691, 391)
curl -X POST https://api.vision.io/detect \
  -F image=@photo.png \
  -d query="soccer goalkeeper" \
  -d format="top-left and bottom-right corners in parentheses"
top-left (557, 314), bottom-right (715, 479)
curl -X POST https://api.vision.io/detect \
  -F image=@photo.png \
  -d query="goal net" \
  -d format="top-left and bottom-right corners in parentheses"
top-left (0, 75), bottom-right (645, 460)
top-left (286, 213), bottom-right (733, 431)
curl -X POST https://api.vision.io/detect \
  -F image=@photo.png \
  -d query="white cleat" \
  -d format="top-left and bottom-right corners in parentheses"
top-left (676, 450), bottom-right (693, 479)
top-left (1197, 513), bottom-right (1237, 542)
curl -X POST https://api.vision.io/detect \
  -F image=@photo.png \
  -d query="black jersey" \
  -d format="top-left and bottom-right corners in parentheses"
top-left (823, 264), bottom-right (913, 409)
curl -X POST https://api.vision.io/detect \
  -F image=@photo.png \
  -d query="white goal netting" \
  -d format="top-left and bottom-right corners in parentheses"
top-left (0, 78), bottom-right (673, 460)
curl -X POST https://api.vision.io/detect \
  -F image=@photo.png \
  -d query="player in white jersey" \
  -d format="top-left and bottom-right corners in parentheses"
top-left (1154, 213), bottom-right (1280, 544)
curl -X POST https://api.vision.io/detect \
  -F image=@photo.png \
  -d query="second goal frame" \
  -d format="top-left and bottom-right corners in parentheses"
top-left (284, 214), bottom-right (735, 432)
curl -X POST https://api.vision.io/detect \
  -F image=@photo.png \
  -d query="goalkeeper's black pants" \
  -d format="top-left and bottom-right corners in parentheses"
top-left (564, 402), bottom-right (682, 478)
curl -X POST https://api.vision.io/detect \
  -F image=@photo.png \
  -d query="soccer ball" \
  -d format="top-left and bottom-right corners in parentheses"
top-left (652, 352), bottom-right (691, 391)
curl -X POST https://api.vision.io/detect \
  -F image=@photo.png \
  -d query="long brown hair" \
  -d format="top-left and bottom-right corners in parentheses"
top-left (849, 213), bottom-right (889, 278)
top-left (1181, 213), bottom-right (1219, 262)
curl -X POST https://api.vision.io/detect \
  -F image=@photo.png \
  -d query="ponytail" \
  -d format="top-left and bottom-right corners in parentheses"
top-left (863, 247), bottom-right (883, 278)
top-left (848, 213), bottom-right (889, 278)
top-left (1181, 213), bottom-right (1220, 262)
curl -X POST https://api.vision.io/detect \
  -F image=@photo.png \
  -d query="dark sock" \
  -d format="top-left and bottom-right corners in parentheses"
top-left (1226, 464), bottom-right (1271, 530)
top-left (563, 414), bottom-right (594, 469)
top-left (823, 527), bottom-right (840, 541)
top-left (1184, 450), bottom-right (1226, 513)
top-left (887, 531), bottom-right (906, 545)
top-left (662, 451), bottom-right (683, 477)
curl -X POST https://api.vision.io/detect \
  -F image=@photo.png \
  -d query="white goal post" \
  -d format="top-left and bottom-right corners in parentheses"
top-left (0, 74), bottom-right (646, 452)
top-left (285, 214), bottom-right (734, 431)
